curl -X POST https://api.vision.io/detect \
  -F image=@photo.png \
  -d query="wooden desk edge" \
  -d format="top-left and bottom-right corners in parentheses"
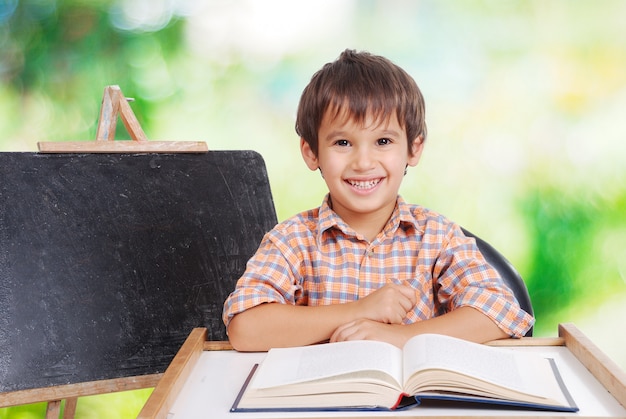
top-left (559, 322), bottom-right (626, 409)
top-left (137, 328), bottom-right (208, 419)
top-left (138, 324), bottom-right (626, 418)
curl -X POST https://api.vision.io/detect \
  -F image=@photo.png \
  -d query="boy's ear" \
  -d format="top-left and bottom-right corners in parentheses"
top-left (300, 138), bottom-right (319, 171)
top-left (407, 135), bottom-right (425, 167)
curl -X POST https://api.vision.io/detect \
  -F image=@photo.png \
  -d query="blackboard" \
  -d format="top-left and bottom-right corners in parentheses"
top-left (0, 151), bottom-right (277, 392)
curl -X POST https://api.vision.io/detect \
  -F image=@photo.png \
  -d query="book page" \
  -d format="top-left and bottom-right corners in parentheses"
top-left (402, 334), bottom-right (568, 403)
top-left (249, 340), bottom-right (403, 390)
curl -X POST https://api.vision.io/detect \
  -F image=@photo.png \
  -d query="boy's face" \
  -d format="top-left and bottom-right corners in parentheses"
top-left (301, 108), bottom-right (423, 225)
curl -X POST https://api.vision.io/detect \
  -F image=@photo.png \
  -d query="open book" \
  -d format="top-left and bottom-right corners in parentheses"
top-left (231, 334), bottom-right (578, 413)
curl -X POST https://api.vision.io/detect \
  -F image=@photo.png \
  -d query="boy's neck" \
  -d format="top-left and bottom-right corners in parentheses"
top-left (351, 216), bottom-right (388, 243)
top-left (330, 198), bottom-right (396, 243)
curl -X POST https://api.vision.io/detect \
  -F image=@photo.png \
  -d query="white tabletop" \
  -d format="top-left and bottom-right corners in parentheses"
top-left (167, 346), bottom-right (626, 418)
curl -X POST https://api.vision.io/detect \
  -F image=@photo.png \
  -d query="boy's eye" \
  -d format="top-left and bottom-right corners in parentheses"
top-left (377, 138), bottom-right (392, 145)
top-left (335, 139), bottom-right (350, 147)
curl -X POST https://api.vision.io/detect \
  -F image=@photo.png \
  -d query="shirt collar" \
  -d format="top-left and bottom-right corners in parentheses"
top-left (317, 194), bottom-right (420, 242)
top-left (383, 195), bottom-right (422, 237)
top-left (396, 195), bottom-right (420, 228)
top-left (318, 194), bottom-right (346, 235)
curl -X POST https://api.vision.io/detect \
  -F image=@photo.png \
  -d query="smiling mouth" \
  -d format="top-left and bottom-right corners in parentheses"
top-left (346, 178), bottom-right (382, 190)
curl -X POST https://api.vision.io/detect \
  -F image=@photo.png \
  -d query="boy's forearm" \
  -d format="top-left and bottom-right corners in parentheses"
top-left (329, 306), bottom-right (509, 348)
top-left (405, 306), bottom-right (509, 344)
top-left (227, 302), bottom-right (358, 351)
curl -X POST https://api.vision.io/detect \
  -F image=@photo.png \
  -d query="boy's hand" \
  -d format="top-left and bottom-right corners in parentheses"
top-left (353, 283), bottom-right (417, 324)
top-left (330, 320), bottom-right (409, 348)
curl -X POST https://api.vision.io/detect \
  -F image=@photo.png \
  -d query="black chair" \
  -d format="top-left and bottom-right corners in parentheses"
top-left (461, 228), bottom-right (534, 337)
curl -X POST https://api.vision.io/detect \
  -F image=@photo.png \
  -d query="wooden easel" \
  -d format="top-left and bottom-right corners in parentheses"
top-left (9, 86), bottom-right (206, 418)
top-left (37, 85), bottom-right (208, 153)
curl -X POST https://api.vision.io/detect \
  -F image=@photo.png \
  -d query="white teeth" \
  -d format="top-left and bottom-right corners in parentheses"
top-left (348, 179), bottom-right (380, 189)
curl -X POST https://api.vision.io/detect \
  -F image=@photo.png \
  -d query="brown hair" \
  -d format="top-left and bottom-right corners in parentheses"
top-left (295, 49), bottom-right (427, 156)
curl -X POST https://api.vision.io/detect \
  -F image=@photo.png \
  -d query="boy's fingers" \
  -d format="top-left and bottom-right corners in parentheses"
top-left (330, 321), bottom-right (357, 342)
top-left (391, 286), bottom-right (417, 309)
top-left (385, 282), bottom-right (418, 303)
top-left (400, 295), bottom-right (415, 313)
top-left (398, 284), bottom-right (418, 303)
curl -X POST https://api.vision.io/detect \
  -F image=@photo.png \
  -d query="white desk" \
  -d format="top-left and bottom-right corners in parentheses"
top-left (138, 324), bottom-right (626, 419)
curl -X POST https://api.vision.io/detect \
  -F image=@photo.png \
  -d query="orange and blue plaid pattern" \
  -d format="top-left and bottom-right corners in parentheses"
top-left (223, 195), bottom-right (534, 337)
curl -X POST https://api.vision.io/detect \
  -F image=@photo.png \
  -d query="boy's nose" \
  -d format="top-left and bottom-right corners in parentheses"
top-left (352, 147), bottom-right (375, 171)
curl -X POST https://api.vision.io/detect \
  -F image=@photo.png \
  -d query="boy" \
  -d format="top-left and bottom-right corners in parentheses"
top-left (223, 49), bottom-right (534, 352)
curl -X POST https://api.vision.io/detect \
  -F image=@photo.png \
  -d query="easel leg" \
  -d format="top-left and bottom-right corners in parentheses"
top-left (63, 397), bottom-right (78, 419)
top-left (45, 400), bottom-right (62, 419)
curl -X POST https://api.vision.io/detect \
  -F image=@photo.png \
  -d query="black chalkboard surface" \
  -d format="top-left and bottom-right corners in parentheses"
top-left (0, 151), bottom-right (277, 392)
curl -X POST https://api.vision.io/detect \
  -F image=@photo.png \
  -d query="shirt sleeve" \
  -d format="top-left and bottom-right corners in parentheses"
top-left (433, 225), bottom-right (535, 338)
top-left (222, 230), bottom-right (302, 328)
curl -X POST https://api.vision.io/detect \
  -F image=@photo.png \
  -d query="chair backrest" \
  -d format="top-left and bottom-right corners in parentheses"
top-left (461, 228), bottom-right (534, 337)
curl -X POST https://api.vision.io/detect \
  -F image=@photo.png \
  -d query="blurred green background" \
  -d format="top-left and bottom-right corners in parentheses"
top-left (1, 0), bottom-right (625, 417)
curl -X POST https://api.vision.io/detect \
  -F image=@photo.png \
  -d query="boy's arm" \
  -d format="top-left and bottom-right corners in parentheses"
top-left (227, 283), bottom-right (417, 351)
top-left (228, 303), bottom-right (350, 351)
top-left (330, 306), bottom-right (509, 349)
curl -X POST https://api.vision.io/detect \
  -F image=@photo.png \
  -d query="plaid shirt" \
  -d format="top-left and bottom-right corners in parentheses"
top-left (223, 195), bottom-right (534, 337)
